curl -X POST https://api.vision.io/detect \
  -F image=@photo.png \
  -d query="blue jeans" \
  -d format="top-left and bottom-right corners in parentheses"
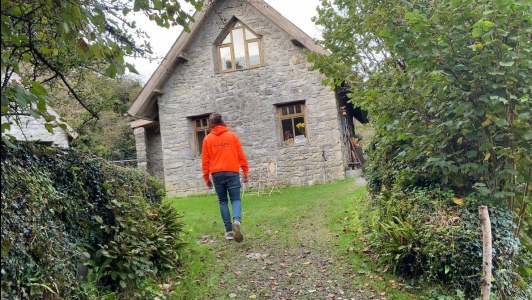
top-left (211, 172), bottom-right (242, 232)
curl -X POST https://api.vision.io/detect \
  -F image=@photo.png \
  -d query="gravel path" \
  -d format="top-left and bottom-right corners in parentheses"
top-left (197, 212), bottom-right (369, 300)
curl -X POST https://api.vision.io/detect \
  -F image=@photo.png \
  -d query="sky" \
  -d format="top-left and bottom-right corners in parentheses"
top-left (128, 0), bottom-right (323, 82)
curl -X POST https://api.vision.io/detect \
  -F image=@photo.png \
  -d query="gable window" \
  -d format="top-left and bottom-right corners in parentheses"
top-left (192, 116), bottom-right (209, 154)
top-left (217, 21), bottom-right (263, 72)
top-left (277, 102), bottom-right (307, 145)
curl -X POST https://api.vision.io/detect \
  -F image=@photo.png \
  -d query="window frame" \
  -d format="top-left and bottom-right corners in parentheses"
top-left (276, 101), bottom-right (308, 145)
top-left (191, 115), bottom-right (210, 155)
top-left (217, 21), bottom-right (264, 73)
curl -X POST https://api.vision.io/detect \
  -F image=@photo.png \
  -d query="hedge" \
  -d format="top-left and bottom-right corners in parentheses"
top-left (1, 143), bottom-right (183, 299)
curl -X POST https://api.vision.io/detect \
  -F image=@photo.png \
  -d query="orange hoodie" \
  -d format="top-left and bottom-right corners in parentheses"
top-left (202, 125), bottom-right (249, 182)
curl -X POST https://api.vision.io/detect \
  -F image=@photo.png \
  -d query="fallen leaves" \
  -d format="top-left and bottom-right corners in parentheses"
top-left (246, 252), bottom-right (268, 260)
top-left (198, 235), bottom-right (215, 244)
top-left (453, 196), bottom-right (464, 205)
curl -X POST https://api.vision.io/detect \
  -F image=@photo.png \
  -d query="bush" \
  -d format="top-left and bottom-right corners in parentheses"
top-left (372, 188), bottom-right (531, 299)
top-left (1, 143), bottom-right (184, 298)
top-left (310, 0), bottom-right (531, 297)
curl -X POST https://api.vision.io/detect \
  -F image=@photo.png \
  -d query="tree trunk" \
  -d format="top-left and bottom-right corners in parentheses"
top-left (479, 206), bottom-right (492, 300)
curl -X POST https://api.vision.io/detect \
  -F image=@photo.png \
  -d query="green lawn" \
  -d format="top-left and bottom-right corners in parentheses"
top-left (165, 180), bottom-right (421, 300)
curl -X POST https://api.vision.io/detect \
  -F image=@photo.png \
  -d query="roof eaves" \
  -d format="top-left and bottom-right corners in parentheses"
top-left (128, 0), bottom-right (329, 119)
top-left (128, 1), bottom-right (216, 118)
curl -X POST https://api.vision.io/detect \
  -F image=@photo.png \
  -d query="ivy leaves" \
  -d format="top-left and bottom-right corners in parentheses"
top-left (1, 143), bottom-right (181, 297)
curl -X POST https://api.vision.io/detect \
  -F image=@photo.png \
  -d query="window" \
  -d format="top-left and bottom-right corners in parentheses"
top-left (193, 116), bottom-right (209, 154)
top-left (217, 21), bottom-right (263, 72)
top-left (277, 102), bottom-right (307, 145)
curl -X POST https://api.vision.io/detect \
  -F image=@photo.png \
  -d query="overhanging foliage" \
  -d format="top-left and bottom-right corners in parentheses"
top-left (311, 0), bottom-right (531, 240)
top-left (310, 0), bottom-right (531, 297)
top-left (1, 0), bottom-right (203, 144)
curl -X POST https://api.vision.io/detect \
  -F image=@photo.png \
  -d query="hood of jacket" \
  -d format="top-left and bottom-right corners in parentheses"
top-left (210, 125), bottom-right (229, 136)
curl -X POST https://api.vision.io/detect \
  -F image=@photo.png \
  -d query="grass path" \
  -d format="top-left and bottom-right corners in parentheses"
top-left (166, 180), bottom-right (416, 300)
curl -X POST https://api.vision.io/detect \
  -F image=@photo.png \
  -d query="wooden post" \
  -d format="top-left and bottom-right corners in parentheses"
top-left (479, 206), bottom-right (492, 300)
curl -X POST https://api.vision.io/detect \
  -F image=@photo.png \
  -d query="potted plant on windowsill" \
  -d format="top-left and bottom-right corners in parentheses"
top-left (295, 122), bottom-right (307, 143)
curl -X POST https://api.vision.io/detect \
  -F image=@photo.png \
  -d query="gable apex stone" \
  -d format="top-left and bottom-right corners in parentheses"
top-left (128, 0), bottom-right (328, 119)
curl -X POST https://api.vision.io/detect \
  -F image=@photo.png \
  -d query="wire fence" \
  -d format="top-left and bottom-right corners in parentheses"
top-left (111, 159), bottom-right (137, 168)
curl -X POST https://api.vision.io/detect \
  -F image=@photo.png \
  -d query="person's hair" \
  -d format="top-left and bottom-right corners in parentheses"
top-left (208, 113), bottom-right (225, 131)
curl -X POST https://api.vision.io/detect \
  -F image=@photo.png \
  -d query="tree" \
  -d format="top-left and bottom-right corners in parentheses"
top-left (1, 0), bottom-right (203, 144)
top-left (310, 1), bottom-right (532, 296)
top-left (50, 71), bottom-right (142, 160)
top-left (310, 0), bottom-right (531, 240)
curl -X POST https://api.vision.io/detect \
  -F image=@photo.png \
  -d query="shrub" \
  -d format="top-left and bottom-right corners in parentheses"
top-left (1, 143), bottom-right (184, 298)
top-left (310, 0), bottom-right (531, 297)
top-left (372, 188), bottom-right (531, 299)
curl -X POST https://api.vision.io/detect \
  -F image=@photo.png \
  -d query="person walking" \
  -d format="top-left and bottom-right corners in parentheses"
top-left (202, 113), bottom-right (249, 242)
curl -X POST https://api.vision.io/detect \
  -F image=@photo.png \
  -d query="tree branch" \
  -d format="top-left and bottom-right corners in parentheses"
top-left (30, 45), bottom-right (99, 120)
top-left (41, 73), bottom-right (59, 84)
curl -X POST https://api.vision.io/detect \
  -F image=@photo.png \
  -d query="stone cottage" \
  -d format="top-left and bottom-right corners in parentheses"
top-left (128, 0), bottom-right (360, 196)
top-left (5, 108), bottom-right (78, 148)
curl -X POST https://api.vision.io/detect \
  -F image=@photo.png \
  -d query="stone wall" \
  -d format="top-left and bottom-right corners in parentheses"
top-left (134, 127), bottom-right (165, 180)
top-left (134, 127), bottom-right (148, 170)
top-left (146, 127), bottom-right (165, 180)
top-left (157, 0), bottom-right (346, 196)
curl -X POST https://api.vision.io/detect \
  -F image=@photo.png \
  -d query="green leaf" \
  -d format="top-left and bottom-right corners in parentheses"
top-left (466, 150), bottom-right (477, 158)
top-left (472, 27), bottom-right (482, 38)
top-left (29, 81), bottom-right (48, 95)
top-left (62, 22), bottom-right (70, 33)
top-left (194, 1), bottom-right (203, 11)
top-left (523, 131), bottom-right (532, 141)
top-left (94, 215), bottom-right (104, 224)
top-left (378, 28), bottom-right (390, 38)
top-left (125, 62), bottom-right (138, 74)
top-left (45, 123), bottom-right (54, 133)
top-left (133, 0), bottom-right (149, 11)
top-left (1, 122), bottom-right (11, 133)
top-left (43, 114), bottom-right (56, 122)
top-left (153, 0), bottom-right (163, 10)
top-left (37, 98), bottom-right (47, 113)
top-left (1, 135), bottom-right (16, 147)
top-left (1, 91), bottom-right (8, 107)
top-left (499, 61), bottom-right (515, 67)
top-left (445, 265), bottom-right (450, 274)
top-left (105, 62), bottom-right (117, 78)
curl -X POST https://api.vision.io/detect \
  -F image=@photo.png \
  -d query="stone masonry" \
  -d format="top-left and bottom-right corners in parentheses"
top-left (150, 0), bottom-right (346, 196)
top-left (134, 127), bottom-right (165, 179)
